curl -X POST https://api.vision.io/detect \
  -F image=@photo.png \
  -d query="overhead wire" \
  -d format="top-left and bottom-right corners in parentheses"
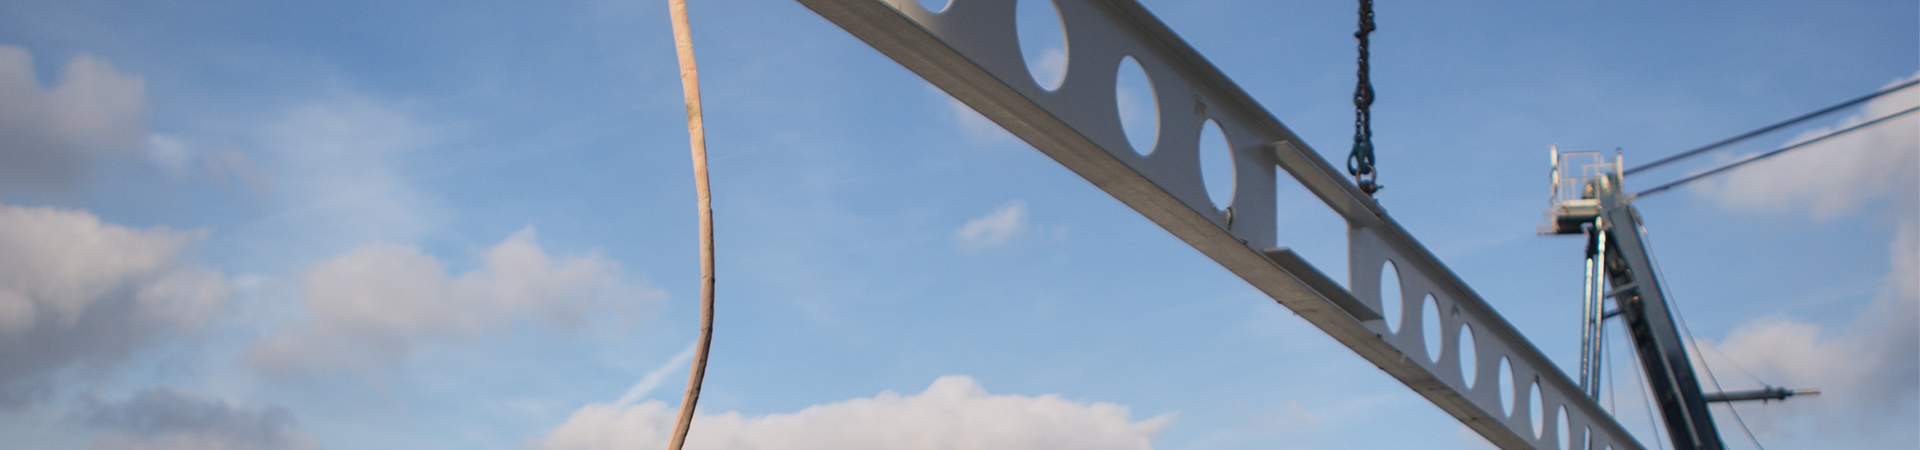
top-left (1604, 275), bottom-right (1672, 450)
top-left (1640, 224), bottom-right (1768, 450)
top-left (1696, 336), bottom-right (1771, 388)
top-left (1627, 331), bottom-right (1671, 450)
top-left (1625, 78), bottom-right (1919, 176)
top-left (1724, 403), bottom-right (1767, 450)
top-left (1633, 105), bottom-right (1919, 198)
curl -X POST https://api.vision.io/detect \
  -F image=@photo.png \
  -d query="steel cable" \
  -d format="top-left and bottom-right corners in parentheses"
top-left (1626, 78), bottom-right (1919, 176)
top-left (1643, 226), bottom-right (1767, 450)
top-left (1635, 105), bottom-right (1919, 198)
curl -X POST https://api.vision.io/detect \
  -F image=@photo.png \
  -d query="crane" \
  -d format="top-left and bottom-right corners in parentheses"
top-left (1548, 150), bottom-right (1731, 450)
top-left (1542, 78), bottom-right (1913, 450)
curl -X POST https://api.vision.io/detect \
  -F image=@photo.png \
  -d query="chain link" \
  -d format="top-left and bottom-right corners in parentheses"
top-left (1348, 0), bottom-right (1380, 196)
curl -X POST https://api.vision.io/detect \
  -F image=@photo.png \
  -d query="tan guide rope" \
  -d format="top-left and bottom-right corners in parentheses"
top-left (665, 0), bottom-right (715, 449)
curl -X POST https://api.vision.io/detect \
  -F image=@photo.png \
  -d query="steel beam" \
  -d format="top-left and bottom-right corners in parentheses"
top-left (795, 1), bottom-right (1644, 448)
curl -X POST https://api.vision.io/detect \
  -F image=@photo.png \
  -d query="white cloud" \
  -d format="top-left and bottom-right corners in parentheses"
top-left (0, 45), bottom-right (150, 192)
top-left (614, 340), bottom-right (698, 408)
top-left (1030, 47), bottom-right (1067, 91)
top-left (145, 134), bottom-right (274, 193)
top-left (0, 46), bottom-right (270, 196)
top-left (954, 200), bottom-right (1028, 252)
top-left (1453, 425), bottom-right (1498, 449)
top-left (1699, 273), bottom-right (1916, 448)
top-left (1699, 214), bottom-right (1917, 448)
top-left (532, 375), bottom-right (1172, 450)
top-left (82, 385), bottom-right (317, 450)
top-left (939, 88), bottom-right (1016, 144)
top-left (199, 145), bottom-right (274, 194)
top-left (247, 227), bottom-right (659, 376)
top-left (145, 134), bottom-right (194, 175)
top-left (238, 92), bottom-right (448, 257)
top-left (0, 204), bottom-right (229, 407)
top-left (1688, 72), bottom-right (1919, 448)
top-left (1698, 73), bottom-right (1918, 219)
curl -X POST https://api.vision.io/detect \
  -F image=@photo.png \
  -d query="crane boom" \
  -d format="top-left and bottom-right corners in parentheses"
top-left (1549, 150), bottom-right (1724, 450)
top-left (1598, 198), bottom-right (1724, 450)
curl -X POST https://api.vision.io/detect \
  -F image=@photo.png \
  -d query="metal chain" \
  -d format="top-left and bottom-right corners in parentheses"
top-left (1348, 0), bottom-right (1380, 196)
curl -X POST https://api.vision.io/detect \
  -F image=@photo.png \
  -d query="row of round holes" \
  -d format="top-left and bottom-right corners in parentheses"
top-left (1385, 260), bottom-right (1591, 449)
top-left (922, 2), bottom-right (1610, 448)
top-left (1014, 1), bottom-right (1587, 446)
top-left (1003, 0), bottom-right (1236, 209)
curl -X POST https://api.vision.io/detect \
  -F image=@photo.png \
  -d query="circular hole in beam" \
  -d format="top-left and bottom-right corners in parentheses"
top-left (1379, 261), bottom-right (1402, 334)
top-left (916, 0), bottom-right (950, 13)
top-left (1016, 0), bottom-right (1068, 91)
top-left (1198, 119), bottom-right (1234, 209)
top-left (1115, 56), bottom-right (1157, 156)
top-left (1498, 357), bottom-right (1514, 417)
top-left (1529, 381), bottom-right (1545, 439)
top-left (1422, 294), bottom-right (1442, 363)
top-left (1557, 405), bottom-right (1570, 450)
top-left (1459, 323), bottom-right (1477, 388)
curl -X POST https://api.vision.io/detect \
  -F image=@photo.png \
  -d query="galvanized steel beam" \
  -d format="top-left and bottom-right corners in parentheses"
top-left (795, 1), bottom-right (1645, 448)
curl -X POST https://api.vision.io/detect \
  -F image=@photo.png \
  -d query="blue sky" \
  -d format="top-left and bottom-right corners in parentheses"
top-left (0, 0), bottom-right (1914, 449)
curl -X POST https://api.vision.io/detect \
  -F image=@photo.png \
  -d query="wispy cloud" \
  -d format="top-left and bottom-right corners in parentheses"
top-left (245, 92), bottom-right (449, 254)
top-left (615, 340), bottom-right (698, 408)
top-left (954, 200), bottom-right (1029, 253)
top-left (1031, 47), bottom-right (1066, 90)
top-left (246, 227), bottom-right (660, 377)
top-left (144, 134), bottom-right (274, 194)
top-left (933, 87), bottom-right (1015, 144)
